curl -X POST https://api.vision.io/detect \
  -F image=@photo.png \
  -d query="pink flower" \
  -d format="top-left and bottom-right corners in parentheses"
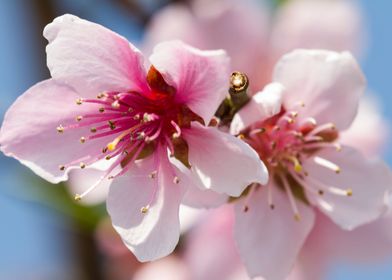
top-left (0, 14), bottom-right (267, 261)
top-left (230, 49), bottom-right (392, 280)
top-left (144, 0), bottom-right (364, 91)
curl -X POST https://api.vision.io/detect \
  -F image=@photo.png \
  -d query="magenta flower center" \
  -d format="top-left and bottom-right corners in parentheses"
top-left (242, 105), bottom-right (351, 219)
top-left (56, 67), bottom-right (199, 203)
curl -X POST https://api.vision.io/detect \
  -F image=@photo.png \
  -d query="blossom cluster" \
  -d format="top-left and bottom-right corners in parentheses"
top-left (1, 2), bottom-right (392, 279)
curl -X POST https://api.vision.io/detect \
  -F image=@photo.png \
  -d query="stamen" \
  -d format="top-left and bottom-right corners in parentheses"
top-left (313, 156), bottom-right (341, 174)
top-left (108, 120), bottom-right (116, 130)
top-left (242, 183), bottom-right (257, 212)
top-left (302, 142), bottom-right (342, 151)
top-left (56, 125), bottom-right (64, 133)
top-left (284, 155), bottom-right (303, 173)
top-left (80, 137), bottom-right (86, 144)
top-left (76, 116), bottom-right (83, 122)
top-left (97, 92), bottom-right (108, 99)
top-left (170, 120), bottom-right (182, 138)
top-left (307, 123), bottom-right (336, 137)
top-left (90, 127), bottom-right (97, 133)
top-left (141, 205), bottom-right (149, 214)
top-left (80, 162), bottom-right (86, 169)
top-left (249, 128), bottom-right (266, 135)
top-left (75, 98), bottom-right (83, 105)
top-left (111, 100), bottom-right (120, 109)
top-left (173, 176), bottom-right (180, 184)
top-left (306, 176), bottom-right (352, 197)
top-left (149, 170), bottom-right (157, 179)
top-left (267, 181), bottom-right (274, 210)
top-left (280, 175), bottom-right (301, 221)
top-left (74, 174), bottom-right (109, 201)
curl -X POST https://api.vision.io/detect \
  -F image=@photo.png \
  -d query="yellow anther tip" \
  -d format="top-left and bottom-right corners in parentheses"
top-left (107, 143), bottom-right (116, 152)
top-left (140, 206), bottom-right (149, 214)
top-left (346, 189), bottom-right (353, 196)
top-left (74, 194), bottom-right (81, 201)
top-left (294, 164), bottom-right (303, 173)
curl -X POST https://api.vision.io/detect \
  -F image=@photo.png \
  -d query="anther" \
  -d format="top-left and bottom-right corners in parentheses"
top-left (141, 205), bottom-right (149, 214)
top-left (173, 176), bottom-right (180, 184)
top-left (294, 214), bottom-right (301, 221)
top-left (59, 165), bottom-right (65, 171)
top-left (108, 121), bottom-right (116, 130)
top-left (90, 127), bottom-right (97, 133)
top-left (149, 171), bottom-right (157, 179)
top-left (76, 116), bottom-right (83, 122)
top-left (314, 156), bottom-right (341, 174)
top-left (56, 125), bottom-right (64, 133)
top-left (243, 205), bottom-right (249, 212)
top-left (318, 190), bottom-right (324, 195)
top-left (102, 147), bottom-right (108, 153)
top-left (346, 189), bottom-right (353, 196)
top-left (74, 194), bottom-right (81, 201)
top-left (111, 101), bottom-right (120, 109)
top-left (80, 162), bottom-right (86, 169)
top-left (285, 156), bottom-right (303, 173)
top-left (250, 128), bottom-right (266, 135)
top-left (80, 137), bottom-right (86, 143)
top-left (137, 132), bottom-right (146, 140)
top-left (238, 134), bottom-right (245, 139)
top-left (133, 114), bottom-right (140, 120)
top-left (99, 107), bottom-right (105, 113)
top-left (105, 155), bottom-right (111, 160)
top-left (75, 98), bottom-right (83, 105)
top-left (270, 204), bottom-right (275, 210)
top-left (97, 92), bottom-right (107, 99)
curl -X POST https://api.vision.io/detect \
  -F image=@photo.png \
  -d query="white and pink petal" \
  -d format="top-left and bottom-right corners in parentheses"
top-left (303, 146), bottom-right (392, 230)
top-left (149, 40), bottom-right (230, 123)
top-left (107, 150), bottom-right (186, 261)
top-left (274, 49), bottom-right (365, 130)
top-left (231, 82), bottom-right (284, 135)
top-left (234, 185), bottom-right (315, 280)
top-left (44, 14), bottom-right (148, 98)
top-left (0, 79), bottom-right (112, 183)
top-left (183, 123), bottom-right (268, 197)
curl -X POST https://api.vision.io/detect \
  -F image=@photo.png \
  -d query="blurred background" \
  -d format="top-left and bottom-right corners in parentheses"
top-left (0, 0), bottom-right (391, 279)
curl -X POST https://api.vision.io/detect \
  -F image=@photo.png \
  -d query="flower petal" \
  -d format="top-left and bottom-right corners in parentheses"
top-left (149, 40), bottom-right (230, 123)
top-left (0, 79), bottom-right (112, 183)
top-left (303, 146), bottom-right (392, 230)
top-left (107, 150), bottom-right (186, 261)
top-left (274, 49), bottom-right (365, 130)
top-left (44, 14), bottom-right (148, 97)
top-left (234, 185), bottom-right (315, 280)
top-left (144, 0), bottom-right (270, 91)
top-left (230, 82), bottom-right (284, 135)
top-left (271, 0), bottom-right (364, 61)
top-left (170, 156), bottom-right (229, 208)
top-left (183, 123), bottom-right (268, 197)
top-left (339, 95), bottom-right (389, 157)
